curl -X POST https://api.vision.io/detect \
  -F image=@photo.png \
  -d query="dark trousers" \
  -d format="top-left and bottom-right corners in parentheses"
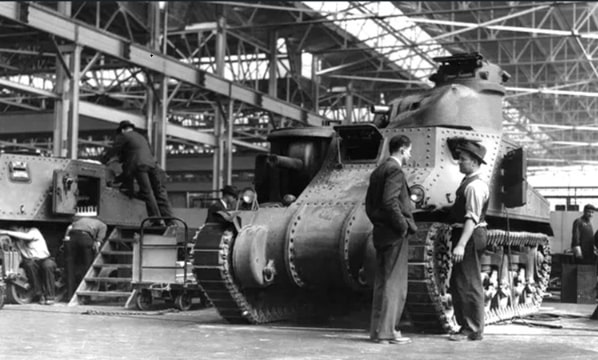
top-left (21, 257), bottom-right (56, 299)
top-left (123, 165), bottom-right (173, 219)
top-left (65, 230), bottom-right (95, 298)
top-left (449, 227), bottom-right (486, 335)
top-left (369, 237), bottom-right (408, 340)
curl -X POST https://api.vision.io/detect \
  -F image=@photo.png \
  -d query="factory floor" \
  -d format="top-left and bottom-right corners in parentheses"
top-left (1, 297), bottom-right (597, 360)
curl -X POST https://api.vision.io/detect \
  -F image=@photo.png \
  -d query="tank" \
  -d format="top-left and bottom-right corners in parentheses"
top-left (192, 53), bottom-right (552, 333)
top-left (0, 153), bottom-right (147, 304)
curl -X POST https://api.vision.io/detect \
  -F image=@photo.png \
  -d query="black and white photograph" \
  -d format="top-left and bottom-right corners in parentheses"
top-left (1, 1), bottom-right (598, 359)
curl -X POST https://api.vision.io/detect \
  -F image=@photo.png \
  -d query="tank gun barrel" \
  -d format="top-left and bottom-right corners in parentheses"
top-left (266, 155), bottom-right (304, 171)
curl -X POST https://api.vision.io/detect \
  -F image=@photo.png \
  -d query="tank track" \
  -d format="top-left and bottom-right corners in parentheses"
top-left (192, 225), bottom-right (314, 324)
top-left (407, 222), bottom-right (551, 333)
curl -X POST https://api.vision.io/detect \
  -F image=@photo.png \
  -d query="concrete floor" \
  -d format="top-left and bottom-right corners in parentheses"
top-left (1, 299), bottom-right (597, 360)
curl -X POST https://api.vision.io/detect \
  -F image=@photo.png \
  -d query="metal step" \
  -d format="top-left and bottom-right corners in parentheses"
top-left (101, 250), bottom-right (133, 256)
top-left (84, 277), bottom-right (131, 284)
top-left (108, 238), bottom-right (137, 244)
top-left (76, 290), bottom-right (132, 298)
top-left (93, 264), bottom-right (132, 269)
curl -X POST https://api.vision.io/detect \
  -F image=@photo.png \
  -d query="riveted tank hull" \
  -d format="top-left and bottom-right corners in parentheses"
top-left (192, 53), bottom-right (552, 332)
top-left (0, 153), bottom-right (148, 303)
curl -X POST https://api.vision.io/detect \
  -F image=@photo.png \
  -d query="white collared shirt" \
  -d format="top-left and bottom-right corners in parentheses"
top-left (390, 155), bottom-right (402, 167)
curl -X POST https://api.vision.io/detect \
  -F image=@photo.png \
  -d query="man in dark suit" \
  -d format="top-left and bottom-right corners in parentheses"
top-left (365, 134), bottom-right (417, 345)
top-left (205, 185), bottom-right (238, 224)
top-left (108, 120), bottom-right (174, 224)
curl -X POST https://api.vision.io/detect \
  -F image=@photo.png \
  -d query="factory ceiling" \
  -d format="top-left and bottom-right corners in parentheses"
top-left (1, 1), bottom-right (598, 167)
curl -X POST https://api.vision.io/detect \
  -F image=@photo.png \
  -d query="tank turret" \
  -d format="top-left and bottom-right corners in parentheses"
top-left (192, 53), bottom-right (552, 333)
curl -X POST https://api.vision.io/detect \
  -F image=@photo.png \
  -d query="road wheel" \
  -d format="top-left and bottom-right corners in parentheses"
top-left (135, 290), bottom-right (152, 311)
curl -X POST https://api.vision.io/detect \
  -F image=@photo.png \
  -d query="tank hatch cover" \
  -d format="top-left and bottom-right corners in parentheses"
top-left (333, 124), bottom-right (383, 162)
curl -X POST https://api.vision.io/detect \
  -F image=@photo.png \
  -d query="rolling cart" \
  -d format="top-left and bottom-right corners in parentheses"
top-left (131, 217), bottom-right (207, 311)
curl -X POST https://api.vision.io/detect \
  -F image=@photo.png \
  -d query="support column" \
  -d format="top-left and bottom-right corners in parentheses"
top-left (153, 75), bottom-right (168, 169)
top-left (311, 54), bottom-right (320, 113)
top-left (212, 16), bottom-right (227, 191)
top-left (53, 43), bottom-right (82, 159)
top-left (145, 1), bottom-right (162, 147)
top-left (268, 31), bottom-right (278, 97)
top-left (343, 82), bottom-right (354, 125)
top-left (52, 2), bottom-right (71, 157)
top-left (212, 104), bottom-right (225, 191)
top-left (225, 100), bottom-right (234, 186)
top-left (148, 1), bottom-right (168, 168)
top-left (68, 44), bottom-right (82, 159)
top-left (53, 53), bottom-right (70, 157)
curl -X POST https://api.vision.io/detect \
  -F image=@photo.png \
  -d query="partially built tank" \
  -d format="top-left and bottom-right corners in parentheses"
top-left (192, 53), bottom-right (552, 333)
top-left (0, 154), bottom-right (147, 304)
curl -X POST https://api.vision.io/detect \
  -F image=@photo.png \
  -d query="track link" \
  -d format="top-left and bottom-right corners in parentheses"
top-left (407, 222), bottom-right (551, 333)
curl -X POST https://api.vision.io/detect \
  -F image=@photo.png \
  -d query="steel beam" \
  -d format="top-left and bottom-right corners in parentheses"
top-left (0, 2), bottom-right (327, 127)
top-left (0, 99), bottom-right (266, 152)
top-left (78, 101), bottom-right (217, 147)
top-left (0, 78), bottom-right (59, 98)
top-left (0, 98), bottom-right (42, 111)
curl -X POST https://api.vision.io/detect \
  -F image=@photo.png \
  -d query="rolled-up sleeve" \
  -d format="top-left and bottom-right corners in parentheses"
top-left (463, 179), bottom-right (489, 224)
top-left (96, 221), bottom-right (107, 242)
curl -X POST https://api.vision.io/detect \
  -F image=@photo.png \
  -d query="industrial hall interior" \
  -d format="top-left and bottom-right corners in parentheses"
top-left (1, 1), bottom-right (598, 359)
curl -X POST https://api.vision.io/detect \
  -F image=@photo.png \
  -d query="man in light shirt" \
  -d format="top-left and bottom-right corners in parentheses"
top-left (0, 225), bottom-right (56, 305)
top-left (447, 139), bottom-right (489, 341)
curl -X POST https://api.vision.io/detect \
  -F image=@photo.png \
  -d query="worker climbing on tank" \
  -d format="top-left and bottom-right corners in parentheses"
top-left (104, 120), bottom-right (175, 226)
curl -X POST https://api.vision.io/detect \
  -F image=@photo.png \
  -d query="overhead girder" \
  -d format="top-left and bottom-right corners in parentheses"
top-left (0, 2), bottom-right (327, 128)
top-left (3, 1), bottom-right (598, 167)
top-left (0, 76), bottom-right (269, 153)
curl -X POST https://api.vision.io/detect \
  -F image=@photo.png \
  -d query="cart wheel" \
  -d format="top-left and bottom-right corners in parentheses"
top-left (135, 290), bottom-right (152, 311)
top-left (174, 293), bottom-right (192, 311)
top-left (0, 285), bottom-right (5, 309)
top-left (6, 267), bottom-right (35, 304)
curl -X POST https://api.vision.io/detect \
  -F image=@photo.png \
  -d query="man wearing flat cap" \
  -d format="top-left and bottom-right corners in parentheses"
top-left (571, 204), bottom-right (598, 265)
top-left (205, 185), bottom-right (238, 224)
top-left (446, 138), bottom-right (489, 341)
top-left (106, 120), bottom-right (174, 225)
